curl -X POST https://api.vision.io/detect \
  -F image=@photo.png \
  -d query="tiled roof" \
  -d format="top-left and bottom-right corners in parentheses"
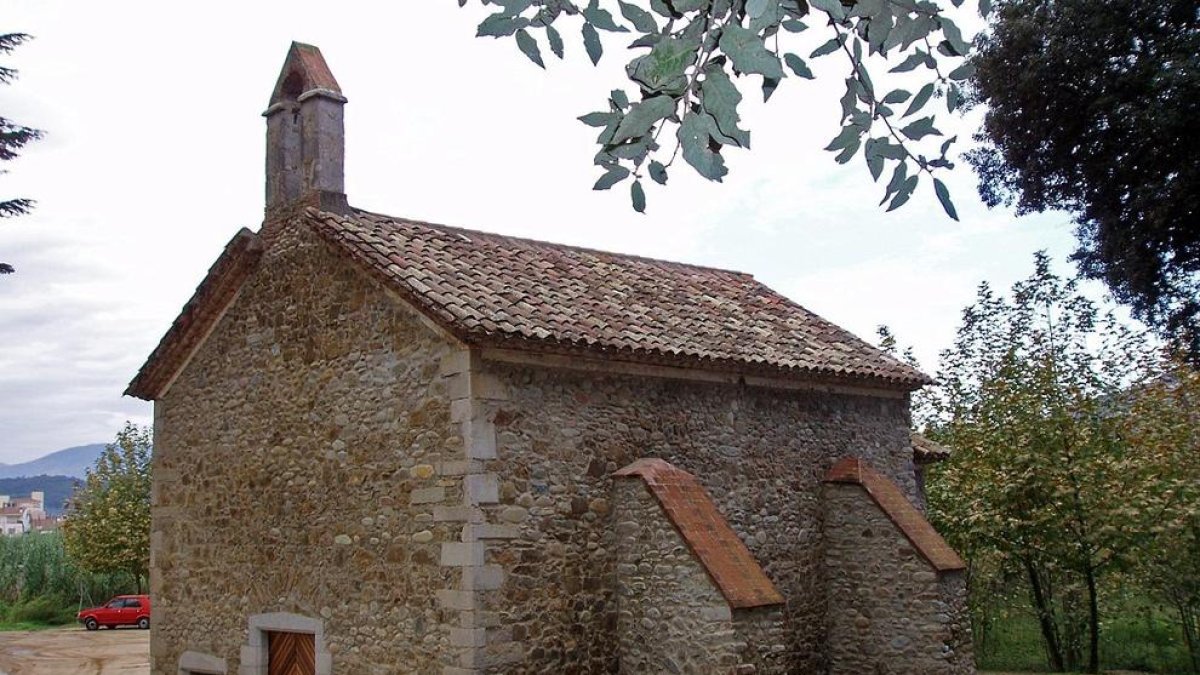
top-left (615, 458), bottom-right (785, 609)
top-left (825, 457), bottom-right (966, 572)
top-left (306, 208), bottom-right (930, 388)
top-left (911, 432), bottom-right (952, 464)
top-left (269, 42), bottom-right (341, 105)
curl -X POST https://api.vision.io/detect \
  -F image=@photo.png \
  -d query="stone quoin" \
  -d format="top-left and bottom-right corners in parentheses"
top-left (130, 42), bottom-right (975, 675)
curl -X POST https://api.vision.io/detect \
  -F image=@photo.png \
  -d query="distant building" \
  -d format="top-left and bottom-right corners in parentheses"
top-left (0, 491), bottom-right (59, 536)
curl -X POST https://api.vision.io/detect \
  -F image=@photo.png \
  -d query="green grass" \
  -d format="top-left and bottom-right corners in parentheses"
top-left (0, 596), bottom-right (79, 631)
top-left (977, 600), bottom-right (1195, 674)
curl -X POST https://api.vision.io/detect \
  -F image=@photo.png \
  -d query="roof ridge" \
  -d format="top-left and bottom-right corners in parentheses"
top-left (340, 207), bottom-right (756, 279)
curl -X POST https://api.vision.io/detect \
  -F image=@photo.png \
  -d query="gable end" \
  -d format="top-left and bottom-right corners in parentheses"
top-left (126, 229), bottom-right (263, 400)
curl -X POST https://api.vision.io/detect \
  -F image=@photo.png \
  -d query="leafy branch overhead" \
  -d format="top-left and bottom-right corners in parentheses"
top-left (459, 0), bottom-right (983, 216)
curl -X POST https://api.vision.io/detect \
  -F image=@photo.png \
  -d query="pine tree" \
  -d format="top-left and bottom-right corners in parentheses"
top-left (1, 33), bottom-right (44, 275)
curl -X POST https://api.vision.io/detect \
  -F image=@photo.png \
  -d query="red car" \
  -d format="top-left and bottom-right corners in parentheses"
top-left (77, 594), bottom-right (151, 630)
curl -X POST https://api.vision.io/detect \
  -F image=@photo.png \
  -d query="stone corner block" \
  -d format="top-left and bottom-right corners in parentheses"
top-left (464, 474), bottom-right (499, 505)
top-left (440, 542), bottom-right (485, 567)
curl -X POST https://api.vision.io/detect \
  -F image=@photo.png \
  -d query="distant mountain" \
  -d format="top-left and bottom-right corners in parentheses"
top-left (0, 443), bottom-right (104, 480)
top-left (0, 475), bottom-right (81, 516)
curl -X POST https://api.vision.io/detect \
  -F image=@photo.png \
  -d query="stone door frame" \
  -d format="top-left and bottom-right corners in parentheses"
top-left (238, 613), bottom-right (332, 675)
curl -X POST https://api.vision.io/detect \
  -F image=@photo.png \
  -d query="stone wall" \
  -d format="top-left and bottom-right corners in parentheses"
top-left (612, 479), bottom-right (742, 673)
top-left (823, 482), bottom-right (974, 675)
top-left (151, 222), bottom-right (460, 674)
top-left (475, 360), bottom-right (916, 673)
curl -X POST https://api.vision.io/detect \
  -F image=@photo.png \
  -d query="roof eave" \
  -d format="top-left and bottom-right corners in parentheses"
top-left (125, 229), bottom-right (265, 401)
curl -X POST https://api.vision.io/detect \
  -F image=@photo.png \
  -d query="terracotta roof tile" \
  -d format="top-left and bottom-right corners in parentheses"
top-left (306, 208), bottom-right (930, 388)
top-left (615, 458), bottom-right (785, 609)
top-left (825, 457), bottom-right (966, 572)
top-left (268, 42), bottom-right (341, 106)
top-left (911, 432), bottom-right (952, 464)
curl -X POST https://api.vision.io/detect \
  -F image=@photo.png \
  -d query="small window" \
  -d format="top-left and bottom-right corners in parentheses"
top-left (125, 599), bottom-right (142, 608)
top-left (106, 599), bottom-right (124, 608)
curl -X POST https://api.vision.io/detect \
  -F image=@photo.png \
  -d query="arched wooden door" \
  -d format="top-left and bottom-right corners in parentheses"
top-left (267, 631), bottom-right (315, 675)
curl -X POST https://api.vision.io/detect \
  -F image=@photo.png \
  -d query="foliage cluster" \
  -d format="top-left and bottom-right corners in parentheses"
top-left (458, 0), bottom-right (980, 217)
top-left (61, 423), bottom-right (152, 594)
top-left (968, 0), bottom-right (1200, 361)
top-left (0, 532), bottom-right (135, 630)
top-left (907, 254), bottom-right (1200, 673)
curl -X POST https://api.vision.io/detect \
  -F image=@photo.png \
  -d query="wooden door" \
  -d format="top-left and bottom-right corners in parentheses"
top-left (267, 631), bottom-right (315, 675)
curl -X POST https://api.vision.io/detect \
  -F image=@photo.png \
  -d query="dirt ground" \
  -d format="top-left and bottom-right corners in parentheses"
top-left (0, 626), bottom-right (149, 675)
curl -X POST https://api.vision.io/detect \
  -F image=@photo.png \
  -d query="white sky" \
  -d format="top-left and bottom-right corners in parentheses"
top-left (0, 0), bottom-right (1087, 463)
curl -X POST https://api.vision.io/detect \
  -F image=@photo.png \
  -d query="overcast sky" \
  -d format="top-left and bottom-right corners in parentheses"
top-left (0, 1), bottom-right (1088, 464)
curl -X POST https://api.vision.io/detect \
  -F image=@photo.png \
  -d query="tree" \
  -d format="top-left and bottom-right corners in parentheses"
top-left (1124, 362), bottom-right (1200, 672)
top-left (61, 423), bottom-right (152, 594)
top-left (967, 0), bottom-right (1200, 361)
top-left (1, 32), bottom-right (44, 276)
top-left (925, 253), bottom-right (1190, 673)
top-left (456, 0), bottom-right (981, 217)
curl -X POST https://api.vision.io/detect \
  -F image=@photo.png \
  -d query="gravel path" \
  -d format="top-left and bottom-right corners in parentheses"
top-left (0, 626), bottom-right (149, 675)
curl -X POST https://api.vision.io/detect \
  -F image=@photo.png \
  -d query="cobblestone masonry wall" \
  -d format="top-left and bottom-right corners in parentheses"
top-left (151, 222), bottom-right (460, 674)
top-left (823, 482), bottom-right (974, 675)
top-left (477, 362), bottom-right (916, 673)
top-left (612, 479), bottom-right (741, 673)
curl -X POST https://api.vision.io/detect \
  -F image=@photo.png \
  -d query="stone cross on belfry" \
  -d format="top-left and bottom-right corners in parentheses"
top-left (263, 42), bottom-right (348, 214)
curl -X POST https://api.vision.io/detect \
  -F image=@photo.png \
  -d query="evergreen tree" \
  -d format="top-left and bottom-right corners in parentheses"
top-left (1, 32), bottom-right (44, 275)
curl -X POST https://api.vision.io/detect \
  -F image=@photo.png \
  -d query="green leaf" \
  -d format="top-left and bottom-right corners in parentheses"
top-left (810, 36), bottom-right (843, 58)
top-left (611, 94), bottom-right (676, 144)
top-left (933, 177), bottom-right (959, 220)
top-left (701, 66), bottom-right (751, 148)
top-left (477, 13), bottom-right (529, 37)
top-left (882, 89), bottom-right (910, 104)
top-left (594, 165), bottom-right (630, 190)
top-left (631, 180), bottom-right (647, 213)
top-left (747, 0), bottom-right (770, 18)
top-left (584, 0), bottom-right (630, 32)
top-left (886, 174), bottom-right (919, 211)
top-left (883, 160), bottom-right (908, 201)
top-left (762, 76), bottom-right (781, 102)
top-left (515, 29), bottom-right (545, 68)
top-left (903, 82), bottom-right (934, 117)
top-left (678, 112), bottom-right (728, 182)
top-left (809, 0), bottom-right (846, 21)
top-left (939, 135), bottom-right (957, 157)
top-left (619, 0), bottom-right (658, 32)
top-left (627, 37), bottom-right (697, 95)
top-left (782, 19), bottom-right (807, 32)
top-left (865, 139), bottom-right (885, 181)
top-left (649, 160), bottom-right (668, 185)
top-left (611, 89), bottom-right (630, 109)
top-left (719, 24), bottom-right (785, 79)
top-left (835, 135), bottom-right (861, 163)
top-left (784, 53), bottom-right (814, 79)
top-left (948, 62), bottom-right (975, 81)
top-left (900, 116), bottom-right (942, 140)
top-left (938, 16), bottom-right (970, 55)
top-left (947, 84), bottom-right (963, 112)
top-left (582, 22), bottom-right (603, 64)
top-left (579, 111), bottom-right (618, 127)
top-left (825, 125), bottom-right (861, 152)
top-left (889, 50), bottom-right (927, 73)
top-left (546, 25), bottom-right (565, 58)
